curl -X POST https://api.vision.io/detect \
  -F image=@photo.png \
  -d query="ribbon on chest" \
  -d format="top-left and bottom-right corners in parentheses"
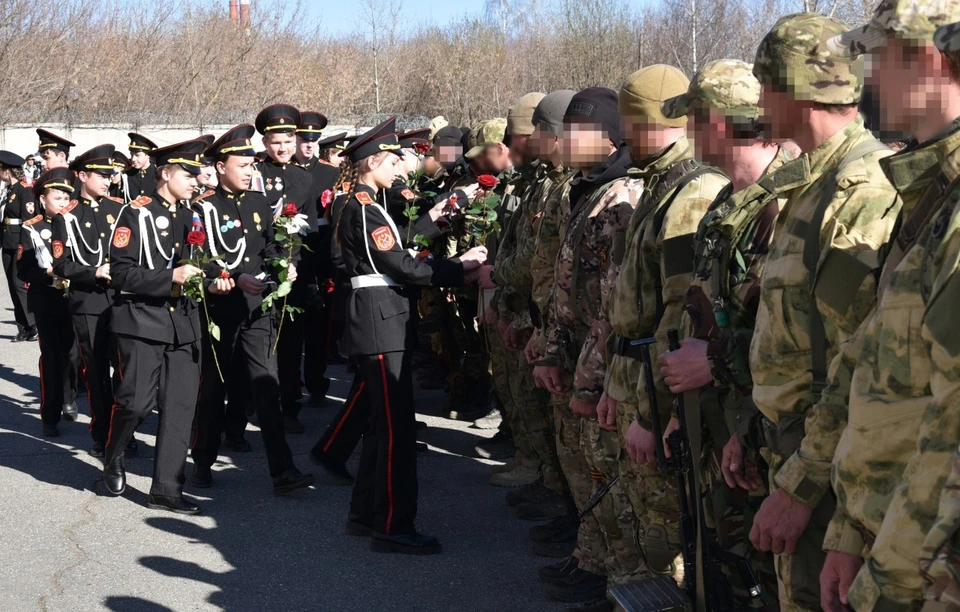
top-left (195, 199), bottom-right (247, 269)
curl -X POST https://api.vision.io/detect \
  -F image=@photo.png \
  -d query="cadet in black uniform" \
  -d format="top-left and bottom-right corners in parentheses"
top-left (333, 118), bottom-right (486, 554)
top-left (51, 144), bottom-right (129, 456)
top-left (125, 132), bottom-right (158, 199)
top-left (18, 168), bottom-right (77, 436)
top-left (108, 152), bottom-right (132, 201)
top-left (190, 124), bottom-right (314, 496)
top-left (36, 129), bottom-right (74, 172)
top-left (101, 138), bottom-right (225, 514)
top-left (0, 151), bottom-right (37, 342)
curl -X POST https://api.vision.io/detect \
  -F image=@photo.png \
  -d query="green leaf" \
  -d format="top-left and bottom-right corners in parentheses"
top-left (277, 281), bottom-right (292, 297)
top-left (209, 322), bottom-right (221, 342)
top-left (486, 209), bottom-right (498, 222)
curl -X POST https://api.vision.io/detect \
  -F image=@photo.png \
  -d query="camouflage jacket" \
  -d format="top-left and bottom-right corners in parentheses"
top-left (923, 448), bottom-right (960, 609)
top-left (799, 122), bottom-right (960, 610)
top-left (749, 116), bottom-right (899, 462)
top-left (544, 155), bottom-right (642, 401)
top-left (600, 136), bottom-right (729, 415)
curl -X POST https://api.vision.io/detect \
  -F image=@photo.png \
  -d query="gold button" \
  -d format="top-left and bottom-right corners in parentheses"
top-left (169, 306), bottom-right (175, 312)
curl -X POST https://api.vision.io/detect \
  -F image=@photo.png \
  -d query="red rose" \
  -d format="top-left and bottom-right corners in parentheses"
top-left (413, 142), bottom-right (430, 154)
top-left (477, 174), bottom-right (498, 190)
top-left (324, 279), bottom-right (335, 293)
top-left (219, 270), bottom-right (230, 280)
top-left (282, 203), bottom-right (299, 217)
top-left (186, 230), bottom-right (206, 246)
top-left (320, 190), bottom-right (333, 208)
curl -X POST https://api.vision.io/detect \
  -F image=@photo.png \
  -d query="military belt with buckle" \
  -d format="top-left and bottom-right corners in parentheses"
top-left (611, 333), bottom-right (653, 360)
top-left (3, 218), bottom-right (21, 225)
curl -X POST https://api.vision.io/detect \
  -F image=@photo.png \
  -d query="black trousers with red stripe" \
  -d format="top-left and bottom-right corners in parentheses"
top-left (73, 311), bottom-right (113, 445)
top-left (350, 350), bottom-right (419, 536)
top-left (105, 335), bottom-right (200, 497)
top-left (33, 296), bottom-right (77, 425)
top-left (311, 371), bottom-right (367, 462)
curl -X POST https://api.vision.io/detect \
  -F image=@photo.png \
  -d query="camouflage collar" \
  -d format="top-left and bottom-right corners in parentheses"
top-left (804, 115), bottom-right (869, 179)
top-left (631, 135), bottom-right (692, 179)
top-left (881, 116), bottom-right (960, 194)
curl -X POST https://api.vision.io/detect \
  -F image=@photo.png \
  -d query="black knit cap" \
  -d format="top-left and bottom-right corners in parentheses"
top-left (205, 124), bottom-right (257, 161)
top-left (433, 126), bottom-right (463, 148)
top-left (296, 111), bottom-right (329, 141)
top-left (153, 139), bottom-right (209, 176)
top-left (341, 117), bottom-right (402, 163)
top-left (70, 144), bottom-right (117, 175)
top-left (36, 129), bottom-right (75, 156)
top-left (128, 132), bottom-right (158, 153)
top-left (563, 87), bottom-right (622, 144)
top-left (33, 167), bottom-right (75, 199)
top-left (255, 104), bottom-right (301, 135)
top-left (316, 132), bottom-right (348, 151)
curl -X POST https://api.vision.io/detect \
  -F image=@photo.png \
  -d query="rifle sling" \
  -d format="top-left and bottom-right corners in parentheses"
top-left (682, 388), bottom-right (707, 611)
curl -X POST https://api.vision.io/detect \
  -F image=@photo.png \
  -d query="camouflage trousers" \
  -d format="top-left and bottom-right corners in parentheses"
top-left (581, 417), bottom-right (644, 583)
top-left (768, 451), bottom-right (835, 612)
top-left (554, 392), bottom-right (606, 576)
top-left (616, 402), bottom-right (682, 580)
top-left (486, 325), bottom-right (536, 462)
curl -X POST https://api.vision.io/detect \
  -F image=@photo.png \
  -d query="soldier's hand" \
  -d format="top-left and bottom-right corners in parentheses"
top-left (172, 264), bottom-right (203, 286)
top-left (596, 393), bottom-right (617, 429)
top-left (523, 333), bottom-right (540, 364)
top-left (477, 264), bottom-right (497, 289)
top-left (658, 338), bottom-right (713, 393)
top-left (209, 277), bottom-right (235, 295)
top-left (569, 397), bottom-right (598, 419)
top-left (505, 322), bottom-right (528, 350)
top-left (662, 416), bottom-right (680, 458)
top-left (460, 246), bottom-right (488, 270)
top-left (721, 434), bottom-right (763, 491)
top-left (237, 273), bottom-right (265, 295)
top-left (287, 263), bottom-right (298, 283)
top-left (820, 551), bottom-right (862, 612)
top-left (483, 306), bottom-right (498, 326)
top-left (96, 263), bottom-right (111, 280)
top-left (533, 365), bottom-right (567, 394)
top-left (625, 420), bottom-right (658, 465)
top-left (750, 489), bottom-right (814, 555)
top-left (45, 266), bottom-right (54, 277)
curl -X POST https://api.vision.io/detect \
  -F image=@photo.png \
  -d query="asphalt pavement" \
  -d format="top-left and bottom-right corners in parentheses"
top-left (0, 288), bottom-right (567, 612)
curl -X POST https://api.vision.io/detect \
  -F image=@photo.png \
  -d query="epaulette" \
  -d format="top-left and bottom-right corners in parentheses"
top-left (59, 200), bottom-right (78, 215)
top-left (19, 179), bottom-right (29, 187)
top-left (130, 196), bottom-right (151, 208)
top-left (23, 214), bottom-right (43, 226)
top-left (107, 196), bottom-right (125, 204)
top-left (192, 190), bottom-right (215, 202)
top-left (355, 191), bottom-right (374, 206)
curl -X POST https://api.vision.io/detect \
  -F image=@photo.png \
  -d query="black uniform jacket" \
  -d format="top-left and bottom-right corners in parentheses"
top-left (17, 215), bottom-right (69, 314)
top-left (2, 181), bottom-right (37, 250)
top-left (51, 196), bottom-right (124, 315)
top-left (126, 166), bottom-right (157, 200)
top-left (338, 184), bottom-right (464, 356)
top-left (109, 195), bottom-right (201, 345)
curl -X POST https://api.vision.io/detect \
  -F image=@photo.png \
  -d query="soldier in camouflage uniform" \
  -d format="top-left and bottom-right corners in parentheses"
top-left (792, 5), bottom-right (960, 610)
top-left (655, 59), bottom-right (793, 608)
top-left (534, 87), bottom-right (643, 606)
top-left (737, 13), bottom-right (901, 612)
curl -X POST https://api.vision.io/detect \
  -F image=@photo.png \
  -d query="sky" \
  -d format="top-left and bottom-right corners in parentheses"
top-left (309, 0), bottom-right (489, 32)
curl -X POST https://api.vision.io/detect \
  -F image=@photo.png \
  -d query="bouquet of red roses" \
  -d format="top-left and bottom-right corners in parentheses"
top-left (262, 202), bottom-right (309, 353)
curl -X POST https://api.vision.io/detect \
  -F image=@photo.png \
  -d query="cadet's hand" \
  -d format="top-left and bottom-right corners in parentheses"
top-left (237, 273), bottom-right (265, 295)
top-left (477, 264), bottom-right (497, 289)
top-left (821, 551), bottom-right (862, 612)
top-left (523, 332), bottom-right (541, 364)
top-left (596, 393), bottom-right (617, 430)
top-left (483, 306), bottom-right (498, 326)
top-left (658, 338), bottom-right (713, 393)
top-left (460, 184), bottom-right (480, 200)
top-left (533, 365), bottom-right (567, 394)
top-left (750, 489), bottom-right (814, 555)
top-left (569, 397), bottom-right (598, 420)
top-left (172, 264), bottom-right (203, 286)
top-left (721, 433), bottom-right (763, 491)
top-left (45, 266), bottom-right (55, 277)
top-left (287, 263), bottom-right (298, 283)
top-left (428, 200), bottom-right (447, 221)
top-left (459, 246), bottom-right (488, 270)
top-left (209, 277), bottom-right (235, 295)
top-left (625, 420), bottom-right (658, 465)
top-left (96, 263), bottom-right (111, 281)
top-left (662, 416), bottom-right (680, 459)
top-left (463, 268), bottom-right (480, 285)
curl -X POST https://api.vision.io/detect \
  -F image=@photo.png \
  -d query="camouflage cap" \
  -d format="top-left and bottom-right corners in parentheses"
top-left (663, 59), bottom-right (761, 120)
top-left (619, 64), bottom-right (689, 128)
top-left (465, 118), bottom-right (507, 159)
top-left (427, 115), bottom-right (449, 141)
top-left (507, 93), bottom-right (546, 137)
top-left (754, 12), bottom-right (863, 105)
top-left (935, 21), bottom-right (960, 51)
top-left (827, 0), bottom-right (960, 55)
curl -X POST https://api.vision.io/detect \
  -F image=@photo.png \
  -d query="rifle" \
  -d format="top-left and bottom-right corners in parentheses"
top-left (579, 474), bottom-right (619, 520)
top-left (635, 336), bottom-right (668, 472)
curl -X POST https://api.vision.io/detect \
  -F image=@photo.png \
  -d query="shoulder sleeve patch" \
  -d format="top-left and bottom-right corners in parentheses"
top-left (52, 240), bottom-right (63, 259)
top-left (355, 191), bottom-right (374, 206)
top-left (19, 179), bottom-right (28, 187)
top-left (23, 214), bottom-right (43, 226)
top-left (371, 226), bottom-right (397, 251)
top-left (130, 196), bottom-right (151, 208)
top-left (59, 200), bottom-right (78, 215)
top-left (112, 226), bottom-right (131, 248)
top-left (401, 189), bottom-right (416, 201)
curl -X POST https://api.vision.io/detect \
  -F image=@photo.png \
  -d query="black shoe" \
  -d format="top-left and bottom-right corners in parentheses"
top-left (61, 402), bottom-right (78, 422)
top-left (475, 430), bottom-right (515, 460)
top-left (345, 514), bottom-right (376, 537)
top-left (12, 328), bottom-right (27, 342)
top-left (567, 598), bottom-right (614, 612)
top-left (531, 524), bottom-right (578, 558)
top-left (530, 511), bottom-right (580, 541)
top-left (124, 437), bottom-right (139, 457)
top-left (25, 326), bottom-right (39, 342)
top-left (308, 448), bottom-right (354, 484)
top-left (191, 465), bottom-right (213, 488)
top-left (416, 441), bottom-right (428, 452)
top-left (222, 437), bottom-right (252, 453)
top-left (272, 467), bottom-right (314, 496)
top-left (309, 393), bottom-right (328, 407)
top-left (542, 567), bottom-right (607, 603)
top-left (416, 420), bottom-right (427, 431)
top-left (147, 495), bottom-right (202, 515)
top-left (103, 456), bottom-right (126, 496)
top-left (516, 494), bottom-right (571, 521)
top-left (539, 556), bottom-right (580, 583)
top-left (42, 423), bottom-right (60, 437)
top-left (370, 532), bottom-right (442, 555)
top-left (283, 415), bottom-right (305, 434)
top-left (88, 442), bottom-right (105, 458)
top-left (505, 481), bottom-right (547, 507)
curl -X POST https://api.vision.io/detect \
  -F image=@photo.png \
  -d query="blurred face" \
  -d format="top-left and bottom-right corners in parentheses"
top-left (622, 116), bottom-right (684, 158)
top-left (197, 165), bottom-right (217, 188)
top-left (216, 155), bottom-right (255, 193)
top-left (479, 142), bottom-right (511, 174)
top-left (41, 149), bottom-right (67, 169)
top-left (531, 124), bottom-right (560, 160)
top-left (296, 137), bottom-right (317, 161)
top-left (867, 39), bottom-right (952, 138)
top-left (422, 155), bottom-right (441, 176)
top-left (507, 134), bottom-right (532, 166)
top-left (262, 132), bottom-right (296, 164)
top-left (367, 152), bottom-right (401, 190)
top-left (78, 171), bottom-right (112, 198)
top-left (690, 112), bottom-right (732, 169)
top-left (562, 122), bottom-right (611, 169)
top-left (161, 166), bottom-right (198, 201)
top-left (130, 150), bottom-right (150, 170)
top-left (40, 188), bottom-right (71, 215)
top-left (435, 144), bottom-right (461, 165)
top-left (758, 84), bottom-right (801, 142)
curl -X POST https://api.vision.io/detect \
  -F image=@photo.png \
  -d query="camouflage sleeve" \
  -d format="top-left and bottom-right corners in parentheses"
top-left (823, 499), bottom-right (868, 557)
top-left (920, 445), bottom-right (960, 608)
top-left (544, 232), bottom-right (575, 367)
top-left (530, 178), bottom-right (570, 317)
top-left (496, 204), bottom-right (538, 327)
top-left (574, 196), bottom-right (637, 402)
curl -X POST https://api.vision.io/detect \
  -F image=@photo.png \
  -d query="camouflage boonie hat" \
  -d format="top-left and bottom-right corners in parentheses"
top-left (465, 118), bottom-right (507, 159)
top-left (826, 0), bottom-right (960, 55)
top-left (935, 21), bottom-right (960, 51)
top-left (663, 59), bottom-right (761, 120)
top-left (754, 12), bottom-right (863, 105)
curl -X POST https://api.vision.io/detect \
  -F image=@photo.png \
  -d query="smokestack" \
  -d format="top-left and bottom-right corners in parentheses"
top-left (240, 0), bottom-right (250, 28)
top-left (229, 0), bottom-right (238, 23)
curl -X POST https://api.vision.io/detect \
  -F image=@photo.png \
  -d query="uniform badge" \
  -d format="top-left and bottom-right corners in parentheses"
top-left (16, 244), bottom-right (22, 260)
top-left (40, 229), bottom-right (51, 240)
top-left (25, 202), bottom-right (34, 215)
top-left (355, 192), bottom-right (374, 206)
top-left (112, 227), bottom-right (131, 248)
top-left (253, 211), bottom-right (262, 231)
top-left (105, 215), bottom-right (114, 224)
top-left (401, 189), bottom-right (416, 201)
top-left (251, 171), bottom-right (265, 193)
top-left (8, 193), bottom-right (14, 201)
top-left (52, 240), bottom-right (63, 259)
top-left (266, 178), bottom-right (273, 191)
top-left (155, 216), bottom-right (170, 230)
top-left (371, 226), bottom-right (396, 251)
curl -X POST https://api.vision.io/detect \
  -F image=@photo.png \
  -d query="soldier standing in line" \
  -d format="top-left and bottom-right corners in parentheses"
top-left (0, 152), bottom-right (38, 342)
top-left (125, 132), bottom-right (158, 200)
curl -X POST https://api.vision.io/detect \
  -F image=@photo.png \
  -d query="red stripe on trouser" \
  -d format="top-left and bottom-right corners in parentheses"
top-left (322, 381), bottom-right (366, 452)
top-left (104, 345), bottom-right (123, 450)
top-left (379, 354), bottom-right (394, 535)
